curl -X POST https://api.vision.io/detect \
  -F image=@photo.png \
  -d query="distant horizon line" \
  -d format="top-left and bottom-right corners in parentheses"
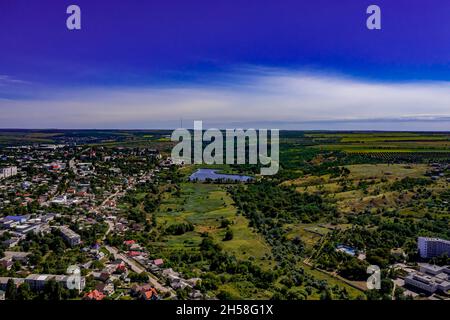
top-left (1, 128), bottom-right (450, 133)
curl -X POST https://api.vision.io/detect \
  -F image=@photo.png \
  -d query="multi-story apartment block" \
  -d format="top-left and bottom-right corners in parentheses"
top-left (418, 237), bottom-right (450, 259)
top-left (0, 166), bottom-right (18, 179)
top-left (0, 274), bottom-right (86, 292)
top-left (59, 226), bottom-right (81, 247)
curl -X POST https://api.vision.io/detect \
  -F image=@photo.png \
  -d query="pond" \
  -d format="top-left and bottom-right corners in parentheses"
top-left (336, 245), bottom-right (357, 256)
top-left (189, 169), bottom-right (253, 182)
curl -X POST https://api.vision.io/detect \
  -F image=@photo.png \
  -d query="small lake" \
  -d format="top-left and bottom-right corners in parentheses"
top-left (336, 245), bottom-right (357, 256)
top-left (189, 169), bottom-right (253, 182)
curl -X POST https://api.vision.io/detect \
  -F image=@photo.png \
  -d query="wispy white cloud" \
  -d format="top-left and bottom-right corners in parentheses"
top-left (0, 75), bottom-right (29, 86)
top-left (1, 68), bottom-right (450, 130)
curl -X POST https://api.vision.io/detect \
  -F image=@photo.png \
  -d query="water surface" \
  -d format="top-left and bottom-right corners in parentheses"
top-left (189, 169), bottom-right (252, 182)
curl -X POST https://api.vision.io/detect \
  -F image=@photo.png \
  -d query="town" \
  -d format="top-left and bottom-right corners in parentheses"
top-left (0, 130), bottom-right (450, 301)
top-left (0, 140), bottom-right (205, 300)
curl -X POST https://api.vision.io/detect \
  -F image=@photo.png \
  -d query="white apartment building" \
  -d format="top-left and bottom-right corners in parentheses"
top-left (0, 166), bottom-right (18, 180)
top-left (418, 237), bottom-right (450, 259)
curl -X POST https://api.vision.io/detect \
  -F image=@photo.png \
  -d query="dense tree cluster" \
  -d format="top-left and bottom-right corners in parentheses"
top-left (389, 177), bottom-right (432, 191)
top-left (165, 222), bottom-right (194, 235)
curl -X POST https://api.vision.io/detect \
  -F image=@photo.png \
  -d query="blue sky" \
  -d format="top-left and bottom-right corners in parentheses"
top-left (1, 0), bottom-right (450, 129)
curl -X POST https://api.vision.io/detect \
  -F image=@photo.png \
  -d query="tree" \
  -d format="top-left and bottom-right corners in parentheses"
top-left (175, 287), bottom-right (190, 300)
top-left (44, 279), bottom-right (62, 300)
top-left (129, 272), bottom-right (149, 283)
top-left (12, 260), bottom-right (22, 272)
top-left (223, 228), bottom-right (234, 241)
top-left (431, 253), bottom-right (450, 266)
top-left (91, 260), bottom-right (105, 270)
top-left (6, 279), bottom-right (17, 300)
top-left (220, 219), bottom-right (231, 228)
top-left (320, 289), bottom-right (333, 300)
top-left (286, 287), bottom-right (307, 300)
top-left (339, 258), bottom-right (368, 281)
top-left (17, 283), bottom-right (33, 300)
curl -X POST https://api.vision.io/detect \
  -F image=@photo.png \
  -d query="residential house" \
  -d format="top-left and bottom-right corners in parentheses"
top-left (95, 282), bottom-right (115, 296)
top-left (84, 289), bottom-right (105, 301)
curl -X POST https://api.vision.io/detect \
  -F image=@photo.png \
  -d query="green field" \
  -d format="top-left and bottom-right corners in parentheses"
top-left (155, 183), bottom-right (272, 266)
top-left (304, 132), bottom-right (450, 153)
top-left (150, 182), bottom-right (278, 298)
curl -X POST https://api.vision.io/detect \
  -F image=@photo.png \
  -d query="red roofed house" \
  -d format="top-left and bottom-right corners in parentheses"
top-left (115, 262), bottom-right (127, 274)
top-left (128, 251), bottom-right (141, 257)
top-left (83, 290), bottom-right (105, 301)
top-left (131, 284), bottom-right (159, 300)
top-left (142, 287), bottom-right (158, 301)
top-left (76, 191), bottom-right (88, 197)
top-left (153, 259), bottom-right (164, 267)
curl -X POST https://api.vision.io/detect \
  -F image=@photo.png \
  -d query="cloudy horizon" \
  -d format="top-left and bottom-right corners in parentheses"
top-left (1, 68), bottom-right (450, 131)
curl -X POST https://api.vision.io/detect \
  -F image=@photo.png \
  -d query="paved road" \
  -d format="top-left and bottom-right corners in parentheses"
top-left (68, 147), bottom-right (89, 174)
top-left (69, 159), bottom-right (76, 173)
top-left (103, 220), bottom-right (114, 239)
top-left (104, 245), bottom-right (170, 294)
top-left (93, 190), bottom-right (122, 215)
top-left (91, 169), bottom-right (172, 296)
top-left (105, 245), bottom-right (145, 274)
